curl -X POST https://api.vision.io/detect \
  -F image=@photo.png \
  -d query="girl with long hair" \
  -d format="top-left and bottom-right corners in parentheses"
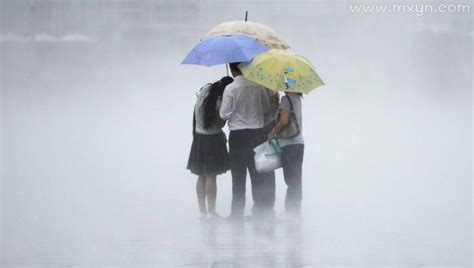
top-left (187, 76), bottom-right (234, 220)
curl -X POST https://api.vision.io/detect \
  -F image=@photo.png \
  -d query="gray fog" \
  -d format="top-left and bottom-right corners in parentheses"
top-left (1, 0), bottom-right (472, 267)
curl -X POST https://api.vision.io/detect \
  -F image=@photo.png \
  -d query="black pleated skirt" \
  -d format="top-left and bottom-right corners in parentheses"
top-left (187, 131), bottom-right (230, 176)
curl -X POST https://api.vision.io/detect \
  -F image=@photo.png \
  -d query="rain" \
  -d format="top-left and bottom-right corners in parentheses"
top-left (1, 1), bottom-right (472, 267)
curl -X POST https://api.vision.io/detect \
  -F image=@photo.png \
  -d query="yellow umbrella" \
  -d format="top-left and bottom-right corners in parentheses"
top-left (239, 49), bottom-right (325, 93)
top-left (207, 21), bottom-right (289, 50)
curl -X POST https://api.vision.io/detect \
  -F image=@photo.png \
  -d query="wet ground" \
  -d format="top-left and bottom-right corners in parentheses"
top-left (1, 1), bottom-right (471, 267)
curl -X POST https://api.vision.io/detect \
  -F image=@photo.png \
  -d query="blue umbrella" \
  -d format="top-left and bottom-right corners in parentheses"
top-left (181, 34), bottom-right (267, 66)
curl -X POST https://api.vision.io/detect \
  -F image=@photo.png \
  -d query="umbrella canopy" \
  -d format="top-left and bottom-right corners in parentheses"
top-left (207, 21), bottom-right (289, 50)
top-left (239, 49), bottom-right (324, 93)
top-left (181, 34), bottom-right (268, 66)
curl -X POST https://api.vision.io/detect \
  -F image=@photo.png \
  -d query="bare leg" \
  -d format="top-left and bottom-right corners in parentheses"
top-left (196, 176), bottom-right (207, 215)
top-left (205, 175), bottom-right (218, 216)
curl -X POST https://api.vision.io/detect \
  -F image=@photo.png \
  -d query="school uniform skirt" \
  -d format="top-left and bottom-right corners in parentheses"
top-left (187, 131), bottom-right (230, 176)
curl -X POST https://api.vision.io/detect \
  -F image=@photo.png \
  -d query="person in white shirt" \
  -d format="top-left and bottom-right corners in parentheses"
top-left (219, 63), bottom-right (278, 221)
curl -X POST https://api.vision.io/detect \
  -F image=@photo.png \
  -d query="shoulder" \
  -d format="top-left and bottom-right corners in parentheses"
top-left (285, 93), bottom-right (300, 102)
top-left (279, 95), bottom-right (290, 109)
top-left (223, 83), bottom-right (234, 96)
top-left (250, 82), bottom-right (268, 94)
top-left (197, 83), bottom-right (211, 97)
top-left (225, 80), bottom-right (236, 90)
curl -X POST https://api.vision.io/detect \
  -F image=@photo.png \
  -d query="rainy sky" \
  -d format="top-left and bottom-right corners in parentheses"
top-left (0, 0), bottom-right (472, 267)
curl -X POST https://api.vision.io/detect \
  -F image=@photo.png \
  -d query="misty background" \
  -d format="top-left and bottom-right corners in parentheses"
top-left (0, 0), bottom-right (472, 267)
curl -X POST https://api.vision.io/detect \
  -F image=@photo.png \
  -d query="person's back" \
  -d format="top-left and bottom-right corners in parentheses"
top-left (219, 63), bottom-right (276, 221)
top-left (278, 92), bottom-right (304, 146)
top-left (194, 84), bottom-right (225, 135)
top-left (219, 75), bottom-right (273, 131)
top-left (187, 77), bottom-right (233, 220)
top-left (266, 91), bottom-right (305, 215)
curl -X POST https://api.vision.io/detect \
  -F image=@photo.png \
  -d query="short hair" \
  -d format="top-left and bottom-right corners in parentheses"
top-left (219, 76), bottom-right (234, 87)
top-left (229, 62), bottom-right (241, 72)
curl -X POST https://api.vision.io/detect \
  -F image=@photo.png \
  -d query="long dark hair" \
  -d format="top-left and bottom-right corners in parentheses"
top-left (202, 76), bottom-right (233, 129)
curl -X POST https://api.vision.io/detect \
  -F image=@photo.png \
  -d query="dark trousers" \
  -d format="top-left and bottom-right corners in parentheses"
top-left (281, 144), bottom-right (304, 212)
top-left (228, 128), bottom-right (276, 216)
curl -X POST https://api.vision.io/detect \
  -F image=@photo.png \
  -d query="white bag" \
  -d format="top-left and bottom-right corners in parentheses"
top-left (254, 139), bottom-right (282, 173)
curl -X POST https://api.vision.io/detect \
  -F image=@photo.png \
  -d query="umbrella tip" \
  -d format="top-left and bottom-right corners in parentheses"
top-left (245, 11), bottom-right (248, 22)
